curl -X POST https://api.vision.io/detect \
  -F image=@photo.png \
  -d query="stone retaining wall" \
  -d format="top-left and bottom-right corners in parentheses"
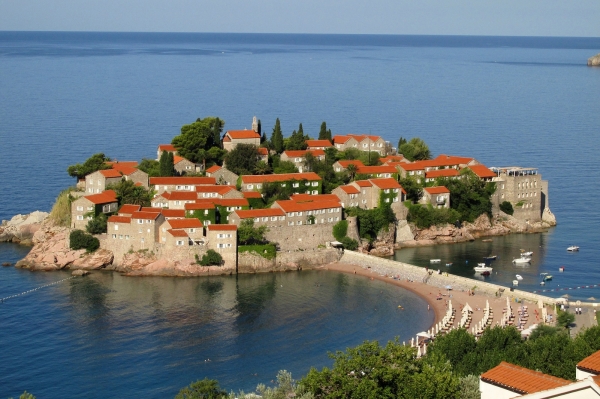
top-left (340, 251), bottom-right (559, 305)
top-left (238, 248), bottom-right (341, 273)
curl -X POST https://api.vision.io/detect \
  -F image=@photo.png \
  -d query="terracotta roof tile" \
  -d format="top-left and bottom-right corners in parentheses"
top-left (226, 130), bottom-right (261, 139)
top-left (257, 147), bottom-right (269, 156)
top-left (167, 229), bottom-right (189, 238)
top-left (140, 207), bottom-right (163, 213)
top-left (339, 185), bottom-right (360, 194)
top-left (380, 155), bottom-right (405, 163)
top-left (336, 160), bottom-right (365, 168)
top-left (578, 350), bottom-right (600, 374)
top-left (283, 149), bottom-right (325, 158)
top-left (108, 161), bottom-right (138, 171)
top-left (161, 209), bottom-right (185, 218)
top-left (354, 180), bottom-right (373, 187)
top-left (243, 191), bottom-right (263, 199)
top-left (426, 169), bottom-right (460, 178)
top-left (166, 191), bottom-right (198, 201)
top-left (208, 224), bottom-right (238, 231)
top-left (397, 162), bottom-right (427, 171)
top-left (424, 186), bottom-right (450, 194)
top-left (118, 204), bottom-right (141, 215)
top-left (306, 139), bottom-right (333, 148)
top-left (185, 202), bottom-right (216, 210)
top-left (232, 208), bottom-right (285, 219)
top-left (99, 169), bottom-right (123, 178)
top-left (84, 190), bottom-right (117, 205)
top-left (369, 178), bottom-right (402, 190)
top-left (290, 193), bottom-right (339, 203)
top-left (173, 155), bottom-right (190, 165)
top-left (274, 200), bottom-right (341, 213)
top-left (480, 362), bottom-right (570, 394)
top-left (158, 144), bottom-right (176, 152)
top-left (195, 185), bottom-right (234, 195)
top-left (167, 219), bottom-right (203, 229)
top-left (107, 215), bottom-right (131, 224)
top-left (131, 211), bottom-right (161, 220)
top-left (215, 198), bottom-right (249, 207)
top-left (468, 164), bottom-right (497, 178)
top-left (150, 177), bottom-right (216, 185)
top-left (356, 165), bottom-right (397, 174)
top-left (206, 165), bottom-right (221, 174)
top-left (241, 172), bottom-right (321, 184)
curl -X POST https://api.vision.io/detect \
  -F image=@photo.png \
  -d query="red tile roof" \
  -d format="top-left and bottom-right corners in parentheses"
top-left (356, 165), bottom-right (397, 174)
top-left (468, 164), bottom-right (497, 178)
top-left (380, 155), bottom-right (405, 163)
top-left (290, 193), bottom-right (339, 203)
top-left (166, 191), bottom-right (198, 201)
top-left (354, 180), bottom-right (373, 187)
top-left (158, 144), bottom-right (177, 152)
top-left (118, 204), bottom-right (141, 215)
top-left (257, 147), bottom-right (269, 156)
top-left (167, 219), bottom-right (203, 229)
top-left (84, 190), bottom-right (117, 205)
top-left (424, 186), bottom-right (450, 194)
top-left (283, 149), bottom-right (325, 158)
top-left (108, 161), bottom-right (138, 171)
top-left (150, 177), bottom-right (216, 185)
top-left (232, 208), bottom-right (285, 219)
top-left (195, 185), bottom-right (234, 195)
top-left (173, 155), bottom-right (190, 165)
top-left (397, 162), bottom-right (427, 171)
top-left (416, 155), bottom-right (475, 169)
top-left (338, 185), bottom-right (360, 194)
top-left (185, 202), bottom-right (216, 210)
top-left (243, 191), bottom-right (263, 199)
top-left (99, 169), bottom-right (123, 178)
top-left (131, 211), bottom-right (161, 220)
top-left (334, 134), bottom-right (383, 144)
top-left (167, 229), bottom-right (189, 238)
top-left (226, 130), bottom-right (261, 139)
top-left (480, 362), bottom-right (570, 394)
top-left (208, 224), bottom-right (238, 231)
top-left (306, 139), bottom-right (333, 148)
top-left (241, 172), bottom-right (321, 184)
top-left (336, 159), bottom-right (365, 168)
top-left (215, 198), bottom-right (249, 207)
top-left (107, 215), bottom-right (131, 224)
top-left (369, 178), bottom-right (402, 190)
top-left (333, 135), bottom-right (353, 144)
top-left (274, 200), bottom-right (341, 213)
top-left (425, 169), bottom-right (460, 178)
top-left (140, 207), bottom-right (163, 213)
top-left (578, 350), bottom-right (600, 374)
top-left (161, 209), bottom-right (185, 218)
top-left (206, 165), bottom-right (221, 174)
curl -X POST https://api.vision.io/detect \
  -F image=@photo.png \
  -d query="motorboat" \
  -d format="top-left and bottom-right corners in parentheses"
top-left (521, 251), bottom-right (533, 257)
top-left (513, 280), bottom-right (519, 286)
top-left (516, 274), bottom-right (523, 281)
top-left (540, 273), bottom-right (553, 281)
top-left (474, 265), bottom-right (493, 273)
top-left (430, 259), bottom-right (441, 263)
top-left (445, 263), bottom-right (452, 267)
top-left (477, 262), bottom-right (487, 267)
top-left (567, 246), bottom-right (580, 252)
top-left (483, 255), bottom-right (497, 261)
top-left (559, 266), bottom-right (565, 272)
top-left (513, 257), bottom-right (531, 264)
top-left (540, 281), bottom-right (545, 286)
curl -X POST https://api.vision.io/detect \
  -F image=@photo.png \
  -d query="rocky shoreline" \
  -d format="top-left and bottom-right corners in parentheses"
top-left (588, 53), bottom-right (600, 67)
top-left (3, 208), bottom-right (557, 274)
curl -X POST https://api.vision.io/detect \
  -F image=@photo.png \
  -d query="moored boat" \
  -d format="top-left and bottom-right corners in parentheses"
top-left (567, 246), bottom-right (580, 252)
top-left (521, 251), bottom-right (533, 257)
top-left (483, 255), bottom-right (497, 261)
top-left (513, 257), bottom-right (531, 264)
top-left (513, 280), bottom-right (519, 286)
top-left (474, 265), bottom-right (493, 273)
top-left (516, 274), bottom-right (523, 280)
top-left (430, 259), bottom-right (441, 263)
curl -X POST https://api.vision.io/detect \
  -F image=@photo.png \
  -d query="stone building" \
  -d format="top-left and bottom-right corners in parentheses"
top-left (228, 208), bottom-right (287, 229)
top-left (424, 168), bottom-right (459, 184)
top-left (156, 144), bottom-right (177, 161)
top-left (280, 149), bottom-right (325, 172)
top-left (333, 159), bottom-right (365, 172)
top-left (173, 155), bottom-right (200, 175)
top-left (151, 191), bottom-right (197, 209)
top-left (272, 199), bottom-right (342, 226)
top-left (240, 172), bottom-right (322, 194)
top-left (466, 164), bottom-right (497, 182)
top-left (306, 139), bottom-right (333, 150)
top-left (332, 178), bottom-right (404, 210)
top-left (395, 163), bottom-right (426, 183)
top-left (222, 130), bottom-right (261, 151)
top-left (85, 169), bottom-right (123, 194)
top-left (332, 134), bottom-right (389, 155)
top-left (206, 224), bottom-right (238, 268)
top-left (420, 186), bottom-right (451, 209)
top-left (196, 185), bottom-right (244, 200)
top-left (150, 176), bottom-right (216, 194)
top-left (106, 210), bottom-right (165, 252)
top-left (490, 167), bottom-right (547, 221)
top-left (71, 190), bottom-right (118, 229)
top-left (355, 165), bottom-right (398, 179)
top-left (205, 165), bottom-right (239, 186)
top-left (184, 202), bottom-right (217, 226)
top-left (160, 218), bottom-right (204, 245)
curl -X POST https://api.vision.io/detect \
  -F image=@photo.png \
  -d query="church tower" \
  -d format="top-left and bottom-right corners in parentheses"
top-left (252, 116), bottom-right (258, 133)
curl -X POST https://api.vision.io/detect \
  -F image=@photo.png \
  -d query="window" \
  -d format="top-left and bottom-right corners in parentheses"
top-left (363, 143), bottom-right (368, 147)
top-left (393, 188), bottom-right (399, 193)
top-left (295, 157), bottom-right (301, 162)
top-left (384, 189), bottom-right (390, 193)
top-left (254, 217), bottom-right (259, 222)
top-left (76, 206), bottom-right (84, 211)
top-left (362, 190), bottom-right (366, 194)
top-left (297, 220), bottom-right (302, 225)
top-left (328, 217), bottom-right (333, 222)
top-left (112, 234), bottom-right (116, 238)
top-left (271, 216), bottom-right (277, 221)
top-left (114, 224), bottom-right (119, 230)
top-left (176, 185), bottom-right (182, 190)
top-left (189, 228), bottom-right (195, 233)
top-left (204, 210), bottom-right (209, 215)
top-left (297, 212), bottom-right (303, 216)
top-left (77, 215), bottom-right (84, 220)
top-left (293, 182), bottom-right (299, 188)
top-left (312, 182), bottom-right (318, 187)
top-left (87, 206), bottom-right (94, 211)
top-left (146, 220), bottom-right (151, 223)
top-left (335, 217), bottom-right (339, 221)
top-left (125, 235), bottom-right (129, 240)
top-left (384, 198), bottom-right (390, 203)
top-left (362, 199), bottom-right (367, 204)
top-left (288, 221), bottom-right (294, 226)
top-left (393, 197), bottom-right (399, 202)
top-left (281, 183), bottom-right (286, 187)
top-left (176, 240), bottom-right (184, 246)
top-left (262, 217), bottom-right (268, 222)
top-left (247, 184), bottom-right (253, 189)
top-left (257, 184), bottom-right (262, 189)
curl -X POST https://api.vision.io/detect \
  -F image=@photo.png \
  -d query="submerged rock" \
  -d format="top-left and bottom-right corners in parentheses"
top-left (588, 53), bottom-right (600, 66)
top-left (72, 270), bottom-right (90, 277)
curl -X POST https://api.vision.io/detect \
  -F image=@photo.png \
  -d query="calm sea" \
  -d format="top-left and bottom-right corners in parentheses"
top-left (1, 32), bottom-right (599, 397)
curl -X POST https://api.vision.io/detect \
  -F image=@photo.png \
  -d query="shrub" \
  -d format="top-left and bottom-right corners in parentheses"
top-left (499, 201), bottom-right (514, 215)
top-left (197, 249), bottom-right (223, 266)
top-left (49, 188), bottom-right (75, 227)
top-left (340, 236), bottom-right (358, 250)
top-left (332, 220), bottom-right (348, 241)
top-left (407, 203), bottom-right (461, 229)
top-left (239, 244), bottom-right (277, 260)
top-left (69, 230), bottom-right (100, 253)
top-left (86, 213), bottom-right (108, 234)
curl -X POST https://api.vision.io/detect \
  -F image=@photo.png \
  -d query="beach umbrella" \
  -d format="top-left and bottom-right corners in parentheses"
top-left (576, 300), bottom-right (582, 306)
top-left (423, 343), bottom-right (427, 355)
top-left (417, 346), bottom-right (422, 357)
top-left (464, 302), bottom-right (473, 313)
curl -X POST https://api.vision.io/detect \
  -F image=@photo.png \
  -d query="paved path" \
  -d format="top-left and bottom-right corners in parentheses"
top-left (571, 307), bottom-right (597, 337)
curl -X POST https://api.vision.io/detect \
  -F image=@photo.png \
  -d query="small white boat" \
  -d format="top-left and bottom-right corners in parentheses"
top-left (516, 274), bottom-right (523, 280)
top-left (513, 280), bottom-right (519, 286)
top-left (540, 281), bottom-right (545, 286)
top-left (474, 265), bottom-right (493, 273)
top-left (477, 262), bottom-right (487, 267)
top-left (513, 257), bottom-right (531, 264)
top-left (430, 259), bottom-right (441, 263)
top-left (445, 263), bottom-right (452, 267)
top-left (559, 266), bottom-right (565, 272)
top-left (567, 246), bottom-right (579, 252)
top-left (521, 251), bottom-right (533, 257)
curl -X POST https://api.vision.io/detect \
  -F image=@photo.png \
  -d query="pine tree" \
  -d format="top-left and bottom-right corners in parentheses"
top-left (398, 137), bottom-right (407, 152)
top-left (271, 118), bottom-right (284, 154)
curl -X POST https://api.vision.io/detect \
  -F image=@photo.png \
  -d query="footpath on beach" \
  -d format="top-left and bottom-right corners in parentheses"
top-left (324, 251), bottom-right (599, 339)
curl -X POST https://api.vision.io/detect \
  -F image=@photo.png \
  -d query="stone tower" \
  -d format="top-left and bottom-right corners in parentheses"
top-left (252, 116), bottom-right (258, 133)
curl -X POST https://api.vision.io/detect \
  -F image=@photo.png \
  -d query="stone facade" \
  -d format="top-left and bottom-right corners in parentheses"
top-left (222, 130), bottom-right (261, 151)
top-left (150, 177), bottom-right (216, 195)
top-left (206, 224), bottom-right (237, 269)
top-left (420, 186), bottom-right (450, 209)
top-left (240, 173), bottom-right (322, 194)
top-left (206, 166), bottom-right (239, 186)
top-left (85, 169), bottom-right (122, 194)
top-left (491, 167), bottom-right (545, 221)
top-left (174, 156), bottom-right (199, 175)
top-left (333, 134), bottom-right (389, 155)
top-left (71, 190), bottom-right (118, 230)
top-left (280, 150), bottom-right (325, 173)
top-left (264, 223), bottom-right (339, 251)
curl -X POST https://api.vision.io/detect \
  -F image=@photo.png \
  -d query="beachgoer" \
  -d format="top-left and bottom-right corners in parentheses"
top-left (428, 304), bottom-right (430, 311)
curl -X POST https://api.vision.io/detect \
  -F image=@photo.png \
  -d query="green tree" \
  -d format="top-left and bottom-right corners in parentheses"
top-left (159, 151), bottom-right (176, 177)
top-left (254, 160), bottom-right (271, 175)
top-left (319, 122), bottom-right (332, 141)
top-left (397, 137), bottom-right (407, 152)
top-left (197, 250), bottom-right (223, 266)
top-left (398, 177), bottom-right (423, 203)
top-left (271, 118), bottom-right (284, 154)
top-left (175, 378), bottom-right (227, 399)
top-left (67, 153), bottom-right (112, 179)
top-left (286, 123), bottom-right (309, 150)
top-left (238, 219), bottom-right (268, 245)
top-left (273, 160), bottom-right (299, 174)
top-left (346, 163), bottom-right (358, 181)
top-left (224, 144), bottom-right (262, 176)
top-left (399, 138), bottom-right (431, 161)
top-left (332, 220), bottom-right (348, 241)
top-left (86, 213), bottom-right (108, 235)
top-left (557, 310), bottom-right (575, 330)
top-left (458, 375), bottom-right (480, 399)
top-left (8, 392), bottom-right (37, 399)
top-left (69, 230), bottom-right (100, 252)
top-left (108, 179), bottom-right (153, 206)
top-left (437, 170), bottom-right (495, 223)
top-left (138, 158), bottom-right (161, 177)
top-left (172, 117), bottom-right (225, 163)
top-left (499, 201), bottom-right (514, 215)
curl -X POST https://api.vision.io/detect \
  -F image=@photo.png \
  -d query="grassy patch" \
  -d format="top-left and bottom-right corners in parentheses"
top-left (49, 187), bottom-right (75, 227)
top-left (239, 244), bottom-right (277, 260)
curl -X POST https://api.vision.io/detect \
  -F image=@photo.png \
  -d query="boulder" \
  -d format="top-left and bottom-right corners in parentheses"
top-left (72, 270), bottom-right (90, 277)
top-left (71, 249), bottom-right (114, 270)
top-left (541, 208), bottom-right (557, 226)
top-left (0, 211), bottom-right (49, 243)
top-left (588, 53), bottom-right (600, 66)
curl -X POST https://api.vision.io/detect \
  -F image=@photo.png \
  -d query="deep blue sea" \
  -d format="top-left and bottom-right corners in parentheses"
top-left (1, 32), bottom-right (599, 397)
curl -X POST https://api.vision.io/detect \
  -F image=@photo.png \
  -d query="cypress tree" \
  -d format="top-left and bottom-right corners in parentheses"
top-left (167, 152), bottom-right (176, 176)
top-left (319, 121), bottom-right (333, 141)
top-left (271, 118), bottom-right (284, 154)
top-left (159, 150), bottom-right (169, 176)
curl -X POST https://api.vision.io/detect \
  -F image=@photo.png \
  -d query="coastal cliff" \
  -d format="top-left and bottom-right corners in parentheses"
top-left (588, 53), bottom-right (600, 66)
top-left (0, 211), bottom-right (48, 245)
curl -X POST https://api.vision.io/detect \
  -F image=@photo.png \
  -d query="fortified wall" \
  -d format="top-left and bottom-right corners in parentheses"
top-left (238, 248), bottom-right (341, 273)
top-left (265, 223), bottom-right (337, 251)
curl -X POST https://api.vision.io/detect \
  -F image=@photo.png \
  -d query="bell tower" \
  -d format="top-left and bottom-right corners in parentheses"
top-left (252, 116), bottom-right (258, 133)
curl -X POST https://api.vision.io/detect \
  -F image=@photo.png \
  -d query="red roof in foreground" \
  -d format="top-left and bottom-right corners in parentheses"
top-left (257, 147), bottom-right (269, 156)
top-left (131, 211), bottom-right (161, 220)
top-left (107, 215), bottom-right (131, 224)
top-left (99, 169), bottom-right (123, 178)
top-left (424, 186), bottom-right (450, 194)
top-left (480, 362), bottom-right (570, 394)
top-left (335, 159), bottom-right (365, 168)
top-left (338, 185), bottom-right (360, 194)
top-left (243, 191), bottom-right (263, 199)
top-left (306, 139), bottom-right (333, 148)
top-left (140, 207), bottom-right (163, 213)
top-left (578, 350), bottom-right (600, 374)
top-left (108, 161), bottom-right (138, 171)
top-left (185, 202), bottom-right (216, 210)
top-left (167, 229), bottom-right (189, 238)
top-left (208, 224), bottom-right (238, 231)
top-left (369, 178), bottom-right (403, 190)
top-left (283, 149), bottom-right (325, 158)
top-left (167, 219), bottom-right (203, 229)
top-left (206, 165), bottom-right (221, 174)
top-left (226, 130), bottom-right (261, 139)
top-left (84, 190), bottom-right (117, 205)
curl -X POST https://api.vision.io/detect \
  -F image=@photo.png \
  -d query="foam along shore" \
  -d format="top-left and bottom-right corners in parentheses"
top-left (324, 251), bottom-right (563, 336)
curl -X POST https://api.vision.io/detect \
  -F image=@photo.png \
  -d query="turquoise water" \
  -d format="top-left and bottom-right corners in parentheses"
top-left (1, 32), bottom-right (599, 397)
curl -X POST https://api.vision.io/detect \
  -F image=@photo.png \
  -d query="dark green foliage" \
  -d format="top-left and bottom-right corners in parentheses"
top-left (286, 123), bottom-right (309, 150)
top-left (557, 310), bottom-right (575, 330)
top-left (437, 170), bottom-right (495, 223)
top-left (159, 151), bottom-right (176, 177)
top-left (407, 203), bottom-right (461, 229)
top-left (359, 151), bottom-right (380, 167)
top-left (69, 230), bottom-right (100, 253)
top-left (346, 200), bottom-right (396, 242)
top-left (458, 375), bottom-right (480, 399)
top-left (499, 201), bottom-right (514, 215)
top-left (224, 144), bottom-right (262, 175)
top-left (171, 117), bottom-right (224, 164)
top-left (397, 137), bottom-right (407, 152)
top-left (261, 181), bottom-right (295, 204)
top-left (86, 213), bottom-right (108, 235)
top-left (67, 153), bottom-right (112, 179)
top-left (137, 158), bottom-right (161, 177)
top-left (332, 220), bottom-right (348, 241)
top-left (273, 160), bottom-right (299, 174)
top-left (8, 392), bottom-right (37, 399)
top-left (174, 378), bottom-right (227, 399)
top-left (239, 244), bottom-right (277, 260)
top-left (319, 121), bottom-right (332, 141)
top-left (247, 196), bottom-right (266, 209)
top-left (254, 160), bottom-right (271, 175)
top-left (300, 339), bottom-right (460, 399)
top-left (238, 219), bottom-right (268, 245)
top-left (398, 177), bottom-right (423, 203)
top-left (271, 118), bottom-right (284, 154)
top-left (398, 137), bottom-right (431, 161)
top-left (340, 237), bottom-right (358, 250)
top-left (196, 250), bottom-right (223, 266)
top-left (108, 179), bottom-right (153, 207)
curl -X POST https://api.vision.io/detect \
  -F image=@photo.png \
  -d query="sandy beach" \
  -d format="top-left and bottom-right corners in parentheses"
top-left (323, 261), bottom-right (554, 335)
